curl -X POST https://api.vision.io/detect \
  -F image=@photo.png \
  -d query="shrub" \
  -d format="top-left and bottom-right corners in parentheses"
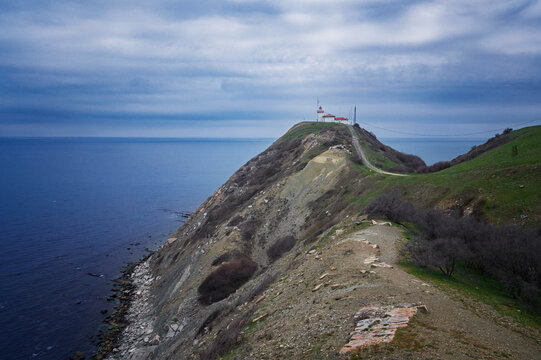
top-left (240, 219), bottom-right (260, 242)
top-left (416, 161), bottom-right (451, 174)
top-left (267, 236), bottom-right (297, 262)
top-left (365, 194), bottom-right (541, 311)
top-left (198, 257), bottom-right (258, 305)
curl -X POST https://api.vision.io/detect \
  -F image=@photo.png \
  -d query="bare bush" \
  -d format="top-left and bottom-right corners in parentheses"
top-left (416, 161), bottom-right (451, 174)
top-left (366, 193), bottom-right (541, 311)
top-left (267, 236), bottom-right (297, 262)
top-left (240, 219), bottom-right (260, 242)
top-left (198, 257), bottom-right (258, 305)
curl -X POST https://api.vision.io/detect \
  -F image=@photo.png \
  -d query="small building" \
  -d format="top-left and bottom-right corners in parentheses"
top-left (317, 105), bottom-right (349, 124)
top-left (322, 114), bottom-right (335, 122)
top-left (317, 106), bottom-right (324, 122)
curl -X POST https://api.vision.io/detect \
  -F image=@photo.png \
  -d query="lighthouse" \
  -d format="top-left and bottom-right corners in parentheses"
top-left (317, 106), bottom-right (324, 122)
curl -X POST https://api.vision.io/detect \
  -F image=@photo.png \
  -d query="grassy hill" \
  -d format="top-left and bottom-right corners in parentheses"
top-left (363, 125), bottom-right (541, 225)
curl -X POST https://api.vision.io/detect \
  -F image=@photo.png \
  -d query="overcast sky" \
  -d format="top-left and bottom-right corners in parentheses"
top-left (1, 0), bottom-right (541, 138)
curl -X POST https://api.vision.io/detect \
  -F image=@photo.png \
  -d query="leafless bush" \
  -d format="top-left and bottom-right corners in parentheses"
top-left (366, 194), bottom-right (541, 311)
top-left (416, 161), bottom-right (451, 174)
top-left (267, 236), bottom-right (297, 262)
top-left (198, 257), bottom-right (258, 305)
top-left (363, 192), bottom-right (416, 223)
top-left (240, 219), bottom-right (260, 242)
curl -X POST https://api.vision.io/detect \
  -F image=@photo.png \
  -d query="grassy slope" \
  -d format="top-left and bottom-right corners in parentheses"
top-left (358, 126), bottom-right (541, 225)
top-left (277, 121), bottom-right (342, 142)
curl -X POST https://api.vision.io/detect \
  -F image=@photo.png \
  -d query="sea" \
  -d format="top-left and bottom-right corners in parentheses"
top-left (0, 136), bottom-right (483, 359)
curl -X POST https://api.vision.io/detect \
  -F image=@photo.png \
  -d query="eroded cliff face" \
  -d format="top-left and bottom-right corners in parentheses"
top-left (106, 123), bottom-right (359, 359)
top-left (104, 123), bottom-right (541, 360)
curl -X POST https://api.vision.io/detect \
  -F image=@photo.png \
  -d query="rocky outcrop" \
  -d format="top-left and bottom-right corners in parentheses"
top-left (340, 304), bottom-right (427, 354)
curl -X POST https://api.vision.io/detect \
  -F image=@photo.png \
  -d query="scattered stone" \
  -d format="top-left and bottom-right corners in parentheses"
top-left (340, 304), bottom-right (425, 354)
top-left (165, 237), bottom-right (177, 245)
top-left (330, 266), bottom-right (337, 271)
top-left (253, 313), bottom-right (268, 323)
top-left (312, 284), bottom-right (323, 292)
top-left (319, 273), bottom-right (329, 280)
top-left (363, 255), bottom-right (379, 265)
top-left (519, 184), bottom-right (525, 188)
top-left (330, 284), bottom-right (343, 290)
top-left (371, 244), bottom-right (379, 249)
top-left (255, 295), bottom-right (266, 304)
top-left (308, 250), bottom-right (316, 254)
top-left (371, 219), bottom-right (378, 225)
top-left (315, 255), bottom-right (322, 260)
top-left (370, 262), bottom-right (393, 269)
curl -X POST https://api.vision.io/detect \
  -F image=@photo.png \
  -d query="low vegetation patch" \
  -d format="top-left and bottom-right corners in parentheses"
top-left (267, 235), bottom-right (297, 262)
top-left (365, 193), bottom-right (541, 311)
top-left (198, 257), bottom-right (258, 305)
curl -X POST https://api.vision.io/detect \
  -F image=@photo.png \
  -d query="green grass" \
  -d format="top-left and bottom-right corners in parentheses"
top-left (401, 262), bottom-right (541, 329)
top-left (358, 138), bottom-right (401, 170)
top-left (361, 125), bottom-right (541, 225)
top-left (279, 121), bottom-right (345, 142)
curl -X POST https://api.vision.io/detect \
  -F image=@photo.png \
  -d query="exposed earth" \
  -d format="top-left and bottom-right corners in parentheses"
top-left (97, 122), bottom-right (541, 360)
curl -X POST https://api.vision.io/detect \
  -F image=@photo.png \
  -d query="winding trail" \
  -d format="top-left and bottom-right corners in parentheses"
top-left (347, 125), bottom-right (408, 177)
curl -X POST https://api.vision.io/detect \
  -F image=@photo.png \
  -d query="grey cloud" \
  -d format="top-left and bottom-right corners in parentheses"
top-left (1, 0), bottom-right (540, 137)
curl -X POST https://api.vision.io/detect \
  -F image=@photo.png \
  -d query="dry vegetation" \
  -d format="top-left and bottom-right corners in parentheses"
top-left (365, 193), bottom-right (541, 311)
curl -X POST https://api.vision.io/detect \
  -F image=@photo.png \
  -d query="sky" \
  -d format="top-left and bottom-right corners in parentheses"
top-left (1, 0), bottom-right (541, 138)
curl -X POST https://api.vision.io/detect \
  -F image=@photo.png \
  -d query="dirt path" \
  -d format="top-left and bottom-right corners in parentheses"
top-left (347, 125), bottom-right (408, 177)
top-left (232, 222), bottom-right (541, 359)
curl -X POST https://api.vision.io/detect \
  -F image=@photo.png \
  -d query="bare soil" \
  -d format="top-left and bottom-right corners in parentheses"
top-left (228, 222), bottom-right (541, 359)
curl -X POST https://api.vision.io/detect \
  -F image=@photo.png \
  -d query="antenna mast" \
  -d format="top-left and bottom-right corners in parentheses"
top-left (353, 106), bottom-right (357, 125)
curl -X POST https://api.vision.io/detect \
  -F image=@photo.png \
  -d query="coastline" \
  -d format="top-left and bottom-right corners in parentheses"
top-left (95, 253), bottom-right (154, 360)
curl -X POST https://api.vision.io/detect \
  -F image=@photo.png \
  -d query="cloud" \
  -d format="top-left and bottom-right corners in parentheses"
top-left (1, 0), bottom-right (540, 137)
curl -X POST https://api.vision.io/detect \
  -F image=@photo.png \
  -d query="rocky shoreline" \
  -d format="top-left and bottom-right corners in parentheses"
top-left (94, 254), bottom-right (155, 360)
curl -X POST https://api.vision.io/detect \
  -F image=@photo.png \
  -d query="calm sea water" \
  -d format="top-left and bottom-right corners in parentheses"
top-left (381, 137), bottom-right (485, 165)
top-left (0, 135), bottom-right (482, 359)
top-left (0, 137), bottom-right (273, 360)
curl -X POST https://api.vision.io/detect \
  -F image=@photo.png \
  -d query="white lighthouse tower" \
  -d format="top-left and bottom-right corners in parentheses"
top-left (317, 106), bottom-right (324, 122)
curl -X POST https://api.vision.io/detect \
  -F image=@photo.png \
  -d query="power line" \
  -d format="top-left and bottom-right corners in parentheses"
top-left (357, 117), bottom-right (541, 137)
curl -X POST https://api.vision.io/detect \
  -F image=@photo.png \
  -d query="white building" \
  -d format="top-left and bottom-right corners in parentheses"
top-left (317, 106), bottom-right (324, 122)
top-left (317, 106), bottom-right (349, 124)
top-left (322, 113), bottom-right (335, 122)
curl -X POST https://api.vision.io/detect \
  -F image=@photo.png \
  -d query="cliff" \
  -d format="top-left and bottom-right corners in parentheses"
top-left (102, 122), bottom-right (541, 360)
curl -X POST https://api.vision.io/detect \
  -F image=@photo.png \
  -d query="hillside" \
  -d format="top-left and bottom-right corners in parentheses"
top-left (364, 125), bottom-right (541, 225)
top-left (100, 122), bottom-right (541, 360)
